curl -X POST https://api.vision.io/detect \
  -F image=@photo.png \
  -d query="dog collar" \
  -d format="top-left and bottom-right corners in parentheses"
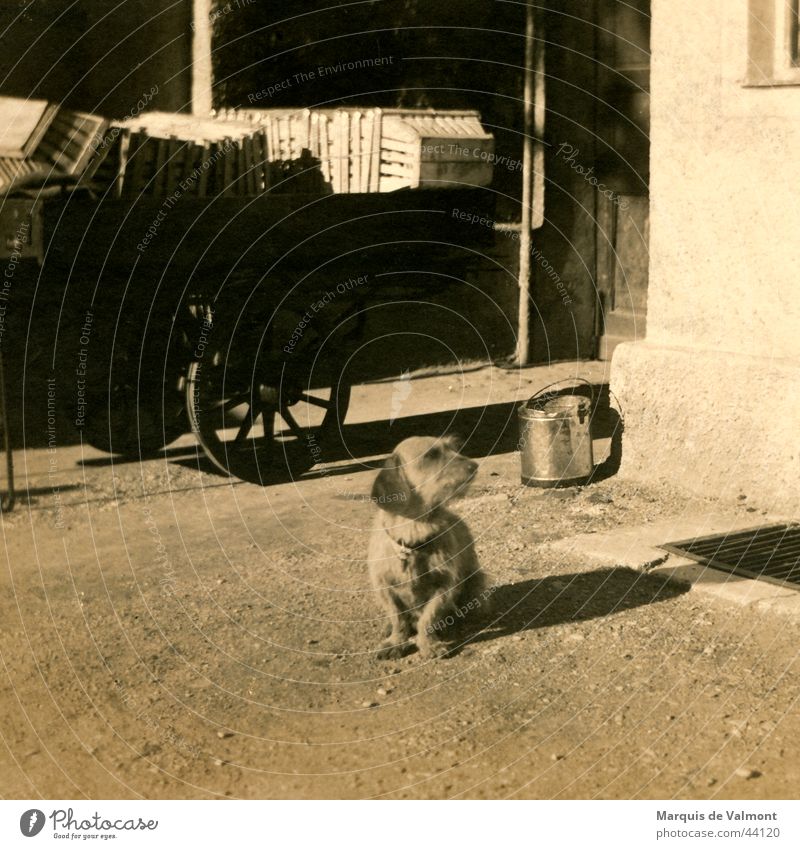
top-left (385, 528), bottom-right (437, 560)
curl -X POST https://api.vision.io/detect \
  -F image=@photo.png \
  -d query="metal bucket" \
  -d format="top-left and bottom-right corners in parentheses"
top-left (518, 378), bottom-right (595, 487)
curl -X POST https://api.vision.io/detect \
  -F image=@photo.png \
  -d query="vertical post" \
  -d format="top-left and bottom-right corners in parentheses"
top-left (0, 346), bottom-right (14, 512)
top-left (516, 1), bottom-right (537, 365)
top-left (192, 0), bottom-right (214, 115)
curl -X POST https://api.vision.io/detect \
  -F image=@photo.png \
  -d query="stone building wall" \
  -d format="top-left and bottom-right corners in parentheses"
top-left (611, 0), bottom-right (800, 512)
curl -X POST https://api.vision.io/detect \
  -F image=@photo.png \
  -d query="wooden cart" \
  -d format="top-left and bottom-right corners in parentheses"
top-left (1, 104), bottom-right (496, 483)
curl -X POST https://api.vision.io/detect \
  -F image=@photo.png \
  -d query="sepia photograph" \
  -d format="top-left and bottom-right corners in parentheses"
top-left (0, 0), bottom-right (798, 842)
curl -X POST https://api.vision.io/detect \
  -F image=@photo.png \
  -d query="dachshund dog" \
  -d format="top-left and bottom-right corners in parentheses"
top-left (367, 435), bottom-right (487, 660)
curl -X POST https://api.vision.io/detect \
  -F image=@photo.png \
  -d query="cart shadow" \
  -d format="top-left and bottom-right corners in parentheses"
top-left (455, 567), bottom-right (687, 650)
top-left (307, 381), bottom-right (621, 481)
top-left (74, 381), bottom-right (623, 484)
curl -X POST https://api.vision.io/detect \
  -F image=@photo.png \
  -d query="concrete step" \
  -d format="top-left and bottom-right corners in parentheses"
top-left (598, 308), bottom-right (647, 360)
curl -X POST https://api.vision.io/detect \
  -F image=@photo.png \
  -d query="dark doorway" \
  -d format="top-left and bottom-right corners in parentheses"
top-left (594, 0), bottom-right (651, 359)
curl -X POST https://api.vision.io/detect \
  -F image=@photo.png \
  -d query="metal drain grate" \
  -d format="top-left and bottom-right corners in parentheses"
top-left (660, 523), bottom-right (800, 590)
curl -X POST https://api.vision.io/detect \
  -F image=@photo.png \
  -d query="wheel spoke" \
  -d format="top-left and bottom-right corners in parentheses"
top-left (297, 392), bottom-right (331, 409)
top-left (234, 401), bottom-right (260, 443)
top-left (186, 303), bottom-right (353, 483)
top-left (279, 406), bottom-right (306, 440)
top-left (261, 409), bottom-right (275, 442)
top-left (222, 394), bottom-right (249, 411)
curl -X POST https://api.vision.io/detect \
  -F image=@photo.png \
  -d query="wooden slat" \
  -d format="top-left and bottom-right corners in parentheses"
top-left (289, 111), bottom-right (301, 159)
top-left (43, 111), bottom-right (109, 175)
top-left (378, 175), bottom-right (408, 193)
top-left (309, 111), bottom-right (320, 160)
top-left (276, 115), bottom-right (287, 160)
top-left (208, 139), bottom-right (221, 197)
top-left (369, 108), bottom-right (382, 192)
top-left (115, 130), bottom-right (130, 197)
top-left (251, 132), bottom-right (264, 192)
top-left (381, 149), bottom-right (414, 164)
top-left (350, 111), bottom-right (361, 196)
top-left (258, 129), bottom-right (271, 191)
top-left (123, 131), bottom-right (146, 198)
top-left (253, 133), bottom-right (266, 193)
top-left (0, 157), bottom-right (40, 188)
top-left (353, 109), bottom-right (372, 193)
top-left (45, 131), bottom-right (86, 164)
top-left (264, 114), bottom-right (274, 162)
top-left (209, 140), bottom-right (222, 197)
top-left (268, 114), bottom-right (279, 163)
top-left (235, 137), bottom-right (245, 196)
top-left (49, 114), bottom-right (96, 140)
top-left (288, 113), bottom-right (298, 158)
top-left (244, 135), bottom-right (258, 195)
top-left (335, 109), bottom-right (347, 193)
top-left (79, 131), bottom-right (116, 185)
top-left (319, 112), bottom-right (331, 186)
top-left (380, 160), bottom-right (415, 178)
top-left (244, 136), bottom-right (255, 195)
top-left (197, 140), bottom-right (210, 197)
top-left (222, 136), bottom-right (235, 197)
top-left (36, 139), bottom-right (69, 167)
top-left (241, 135), bottom-right (252, 194)
top-left (166, 135), bottom-right (182, 194)
top-left (380, 137), bottom-right (418, 153)
top-left (303, 109), bottom-right (312, 156)
top-left (151, 137), bottom-right (167, 195)
top-left (330, 112), bottom-right (339, 192)
top-left (181, 142), bottom-right (197, 196)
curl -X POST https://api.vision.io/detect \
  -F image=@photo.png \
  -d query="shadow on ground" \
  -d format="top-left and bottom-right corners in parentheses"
top-left (466, 567), bottom-right (687, 647)
top-left (75, 381), bottom-right (624, 487)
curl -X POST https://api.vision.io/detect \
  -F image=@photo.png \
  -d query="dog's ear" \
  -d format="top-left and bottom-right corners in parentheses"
top-left (371, 454), bottom-right (414, 514)
top-left (444, 433), bottom-right (465, 453)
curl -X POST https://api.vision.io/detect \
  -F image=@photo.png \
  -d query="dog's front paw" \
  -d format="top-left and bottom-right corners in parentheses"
top-left (417, 639), bottom-right (451, 660)
top-left (376, 640), bottom-right (413, 661)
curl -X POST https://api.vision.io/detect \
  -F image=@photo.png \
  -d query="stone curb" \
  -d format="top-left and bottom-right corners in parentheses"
top-left (545, 514), bottom-right (800, 623)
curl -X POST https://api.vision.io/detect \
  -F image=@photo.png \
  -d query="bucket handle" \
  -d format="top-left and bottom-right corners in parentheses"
top-left (525, 377), bottom-right (595, 409)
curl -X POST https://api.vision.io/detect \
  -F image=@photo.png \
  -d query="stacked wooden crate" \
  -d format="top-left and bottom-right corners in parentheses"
top-left (380, 110), bottom-right (495, 191)
top-left (91, 113), bottom-right (252, 199)
top-left (0, 96), bottom-right (109, 192)
top-left (223, 108), bottom-right (381, 193)
top-left (0, 97), bottom-right (495, 197)
top-left (83, 111), bottom-right (324, 198)
top-left (0, 156), bottom-right (43, 189)
top-left (226, 107), bottom-right (494, 193)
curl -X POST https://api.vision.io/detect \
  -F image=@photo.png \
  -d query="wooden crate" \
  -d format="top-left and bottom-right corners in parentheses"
top-left (0, 98), bottom-right (110, 189)
top-left (0, 97), bottom-right (59, 159)
top-left (222, 107), bottom-right (494, 194)
top-left (36, 108), bottom-right (109, 176)
top-left (0, 157), bottom-right (45, 193)
top-left (72, 107), bottom-right (495, 199)
top-left (380, 110), bottom-right (495, 191)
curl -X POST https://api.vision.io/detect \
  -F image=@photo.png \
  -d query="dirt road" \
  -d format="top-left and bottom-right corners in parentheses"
top-left (1, 364), bottom-right (798, 799)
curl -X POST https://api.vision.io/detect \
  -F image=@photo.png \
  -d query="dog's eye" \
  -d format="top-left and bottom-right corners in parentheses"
top-left (425, 446), bottom-right (441, 460)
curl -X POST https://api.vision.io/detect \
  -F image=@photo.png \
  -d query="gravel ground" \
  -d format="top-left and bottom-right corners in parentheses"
top-left (1, 364), bottom-right (798, 800)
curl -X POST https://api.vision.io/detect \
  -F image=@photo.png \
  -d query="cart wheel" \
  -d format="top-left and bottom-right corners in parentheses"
top-left (184, 298), bottom-right (357, 483)
top-left (79, 309), bottom-right (189, 457)
top-left (186, 355), bottom-right (350, 483)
